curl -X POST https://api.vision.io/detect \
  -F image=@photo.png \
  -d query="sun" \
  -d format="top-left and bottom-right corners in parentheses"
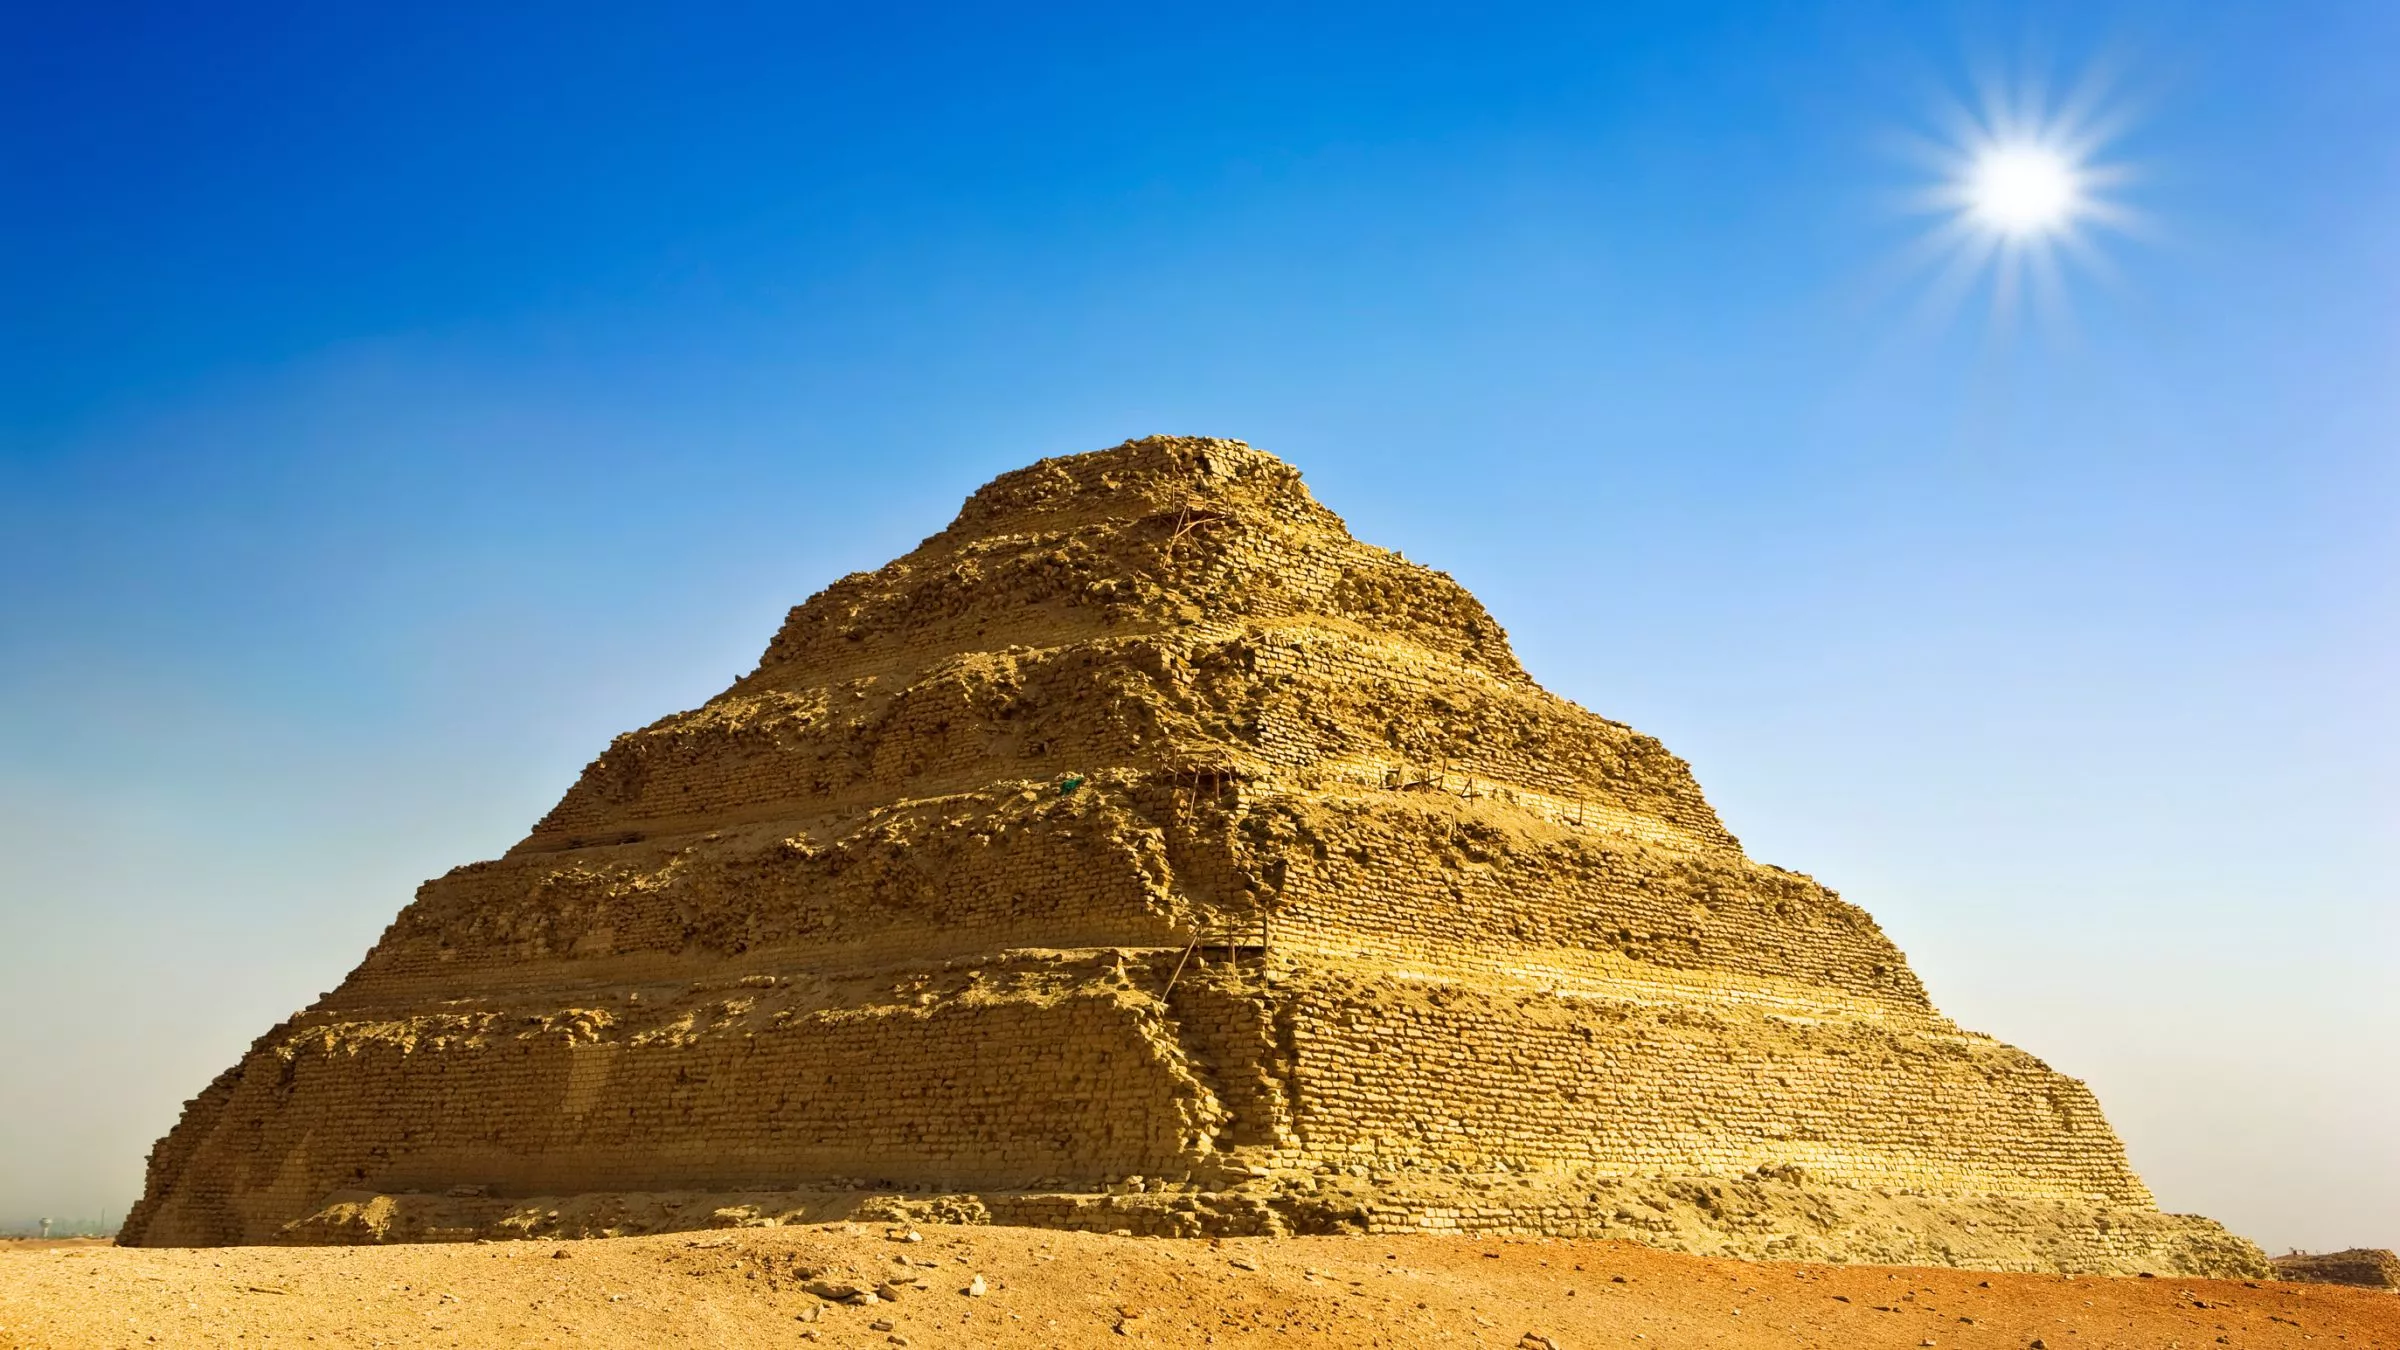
top-left (1966, 143), bottom-right (2081, 237)
top-left (1895, 63), bottom-right (2139, 328)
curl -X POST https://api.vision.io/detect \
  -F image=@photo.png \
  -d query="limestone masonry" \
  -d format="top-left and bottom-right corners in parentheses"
top-left (123, 437), bottom-right (2268, 1275)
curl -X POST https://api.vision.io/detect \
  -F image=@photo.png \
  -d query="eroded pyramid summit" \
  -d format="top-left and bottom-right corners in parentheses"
top-left (123, 436), bottom-right (2265, 1275)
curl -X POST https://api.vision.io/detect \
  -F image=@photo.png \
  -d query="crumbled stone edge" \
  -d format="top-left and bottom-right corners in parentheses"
top-left (2269, 1248), bottom-right (2400, 1290)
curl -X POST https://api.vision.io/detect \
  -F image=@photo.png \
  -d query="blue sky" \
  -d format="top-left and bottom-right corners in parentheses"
top-left (3, 2), bottom-right (2393, 1246)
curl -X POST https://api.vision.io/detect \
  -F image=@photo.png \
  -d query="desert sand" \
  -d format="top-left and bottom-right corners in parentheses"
top-left (6, 1227), bottom-right (2393, 1349)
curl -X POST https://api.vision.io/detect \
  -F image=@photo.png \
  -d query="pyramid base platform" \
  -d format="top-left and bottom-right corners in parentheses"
top-left (272, 1172), bottom-right (2270, 1279)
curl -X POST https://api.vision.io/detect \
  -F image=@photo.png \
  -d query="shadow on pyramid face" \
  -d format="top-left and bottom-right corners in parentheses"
top-left (117, 436), bottom-right (2267, 1278)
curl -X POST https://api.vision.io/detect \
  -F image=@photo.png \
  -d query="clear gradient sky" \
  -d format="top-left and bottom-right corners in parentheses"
top-left (3, 2), bottom-right (2393, 1248)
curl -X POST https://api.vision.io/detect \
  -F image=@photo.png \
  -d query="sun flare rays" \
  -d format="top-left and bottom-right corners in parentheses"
top-left (1895, 61), bottom-right (2141, 333)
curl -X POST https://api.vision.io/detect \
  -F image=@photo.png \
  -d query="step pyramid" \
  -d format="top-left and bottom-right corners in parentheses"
top-left (122, 436), bottom-right (2265, 1274)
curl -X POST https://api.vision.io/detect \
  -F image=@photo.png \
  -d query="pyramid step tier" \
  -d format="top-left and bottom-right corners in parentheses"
top-left (352, 783), bottom-right (1919, 1011)
top-left (125, 953), bottom-right (2155, 1248)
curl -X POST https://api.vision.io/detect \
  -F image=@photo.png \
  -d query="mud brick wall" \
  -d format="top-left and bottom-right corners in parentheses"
top-left (523, 631), bottom-right (1729, 856)
top-left (350, 787), bottom-right (1193, 989)
top-left (758, 436), bottom-right (1523, 689)
top-left (1161, 979), bottom-right (1297, 1153)
top-left (1282, 976), bottom-right (2149, 1204)
top-left (130, 984), bottom-right (1218, 1247)
top-left (1257, 796), bottom-right (1930, 1009)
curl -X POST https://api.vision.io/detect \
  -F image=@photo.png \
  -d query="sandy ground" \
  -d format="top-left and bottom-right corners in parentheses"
top-left (3, 1228), bottom-right (2394, 1349)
